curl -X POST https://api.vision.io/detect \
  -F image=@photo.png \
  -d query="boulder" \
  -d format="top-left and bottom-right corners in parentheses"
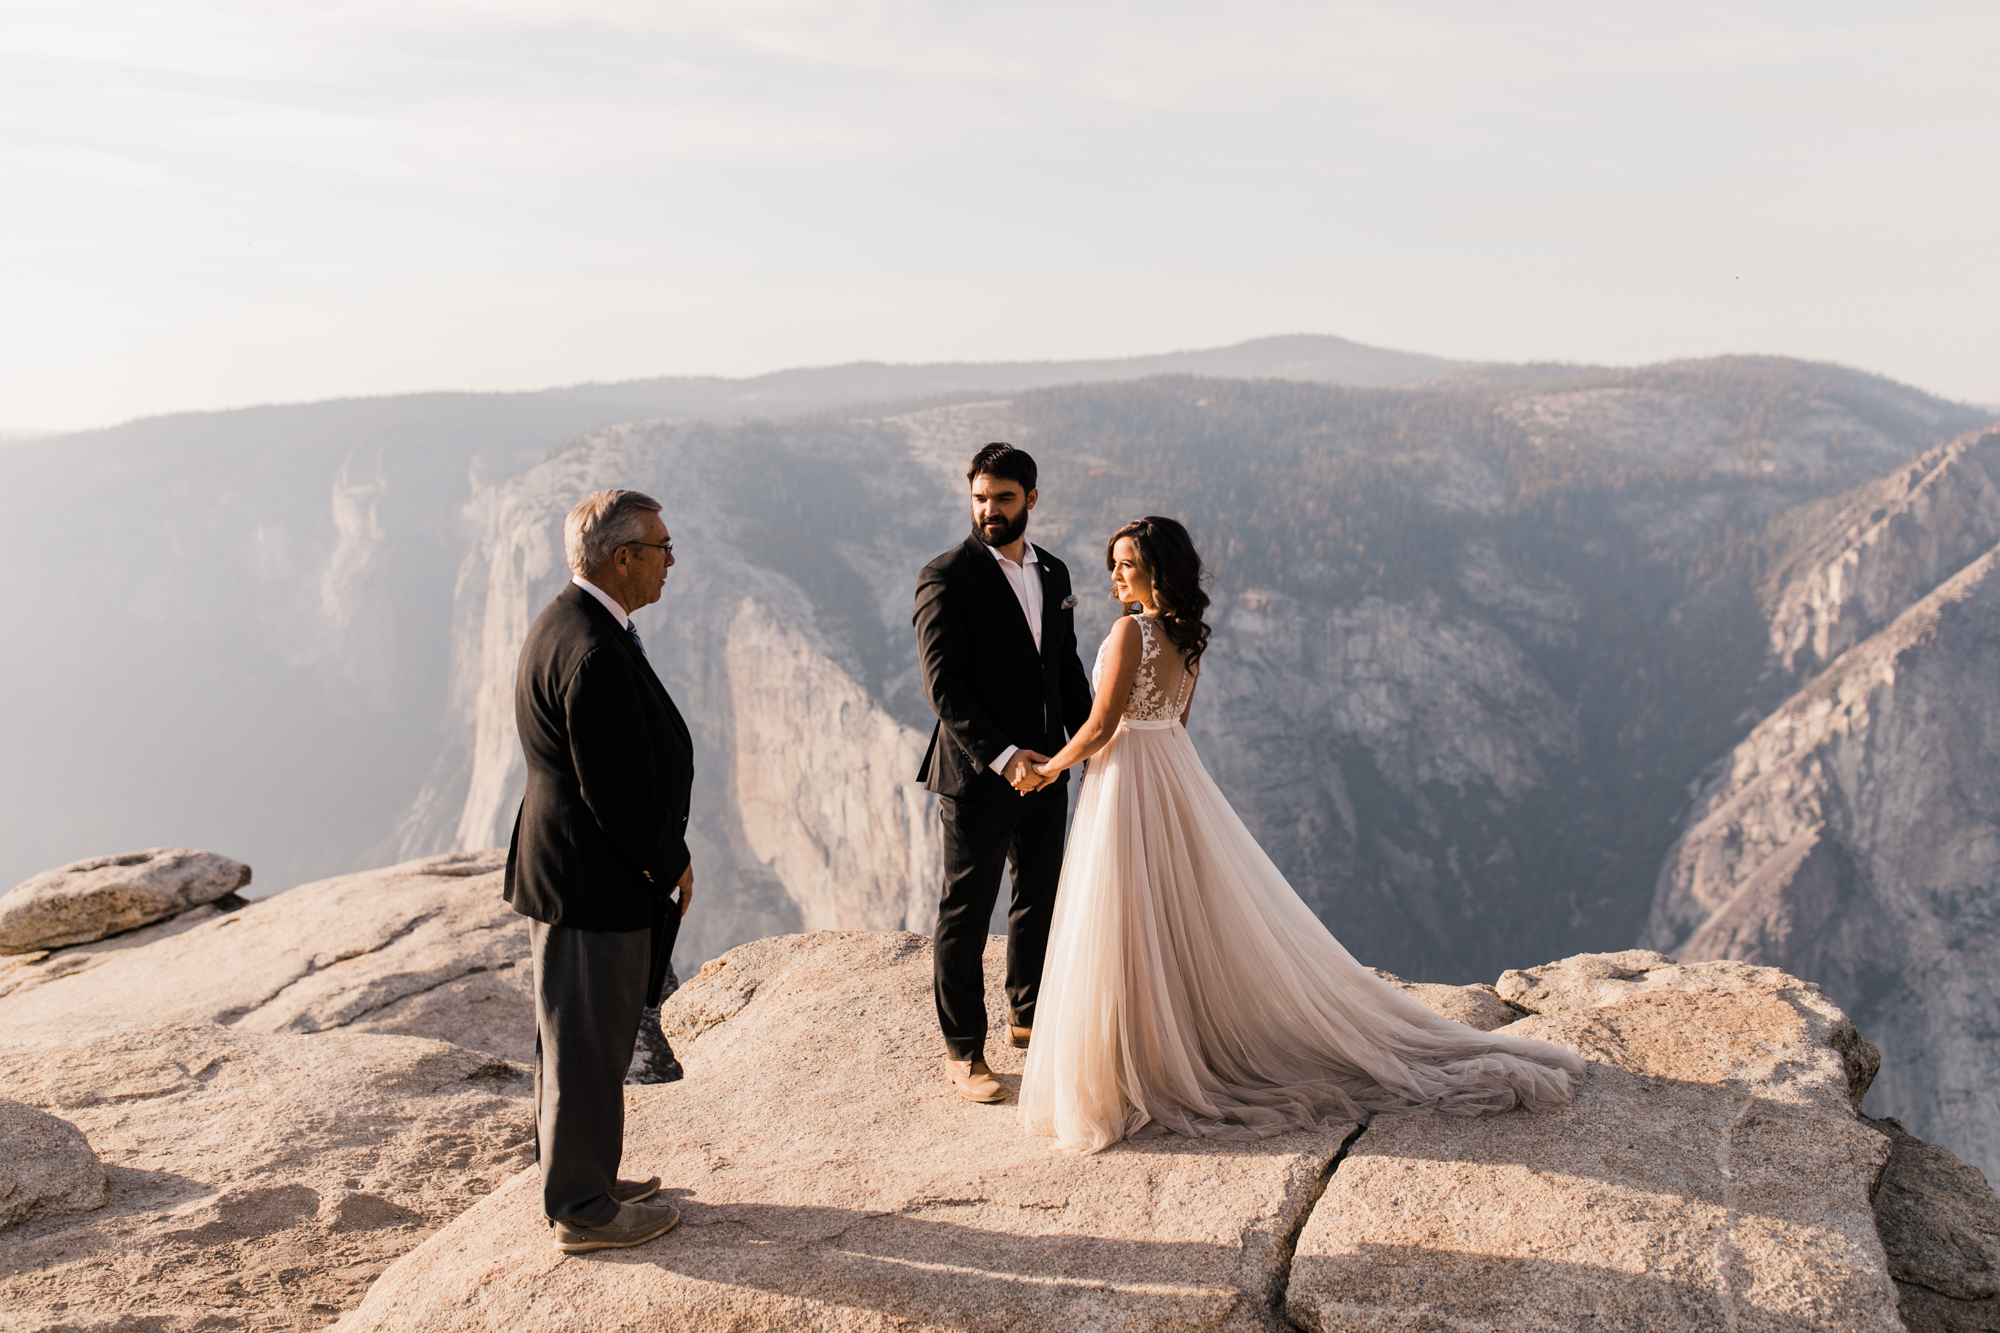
top-left (339, 931), bottom-right (1360, 1332)
top-left (0, 1022), bottom-right (532, 1328)
top-left (0, 1098), bottom-right (106, 1231)
top-left (1370, 968), bottom-right (1522, 1031)
top-left (0, 848), bottom-right (536, 1062)
top-left (1867, 1115), bottom-right (2000, 1332)
top-left (1286, 950), bottom-right (1902, 1331)
top-left (0, 847), bottom-right (251, 954)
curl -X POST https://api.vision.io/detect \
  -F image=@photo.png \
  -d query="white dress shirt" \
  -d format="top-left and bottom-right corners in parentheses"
top-left (987, 542), bottom-right (1043, 774)
top-left (572, 574), bottom-right (632, 629)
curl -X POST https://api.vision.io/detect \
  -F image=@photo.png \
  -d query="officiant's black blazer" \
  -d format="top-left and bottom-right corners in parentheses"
top-left (504, 583), bottom-right (693, 933)
top-left (914, 535), bottom-right (1093, 800)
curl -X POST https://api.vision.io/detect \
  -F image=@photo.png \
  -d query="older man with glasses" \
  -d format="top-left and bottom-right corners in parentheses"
top-left (504, 487), bottom-right (695, 1254)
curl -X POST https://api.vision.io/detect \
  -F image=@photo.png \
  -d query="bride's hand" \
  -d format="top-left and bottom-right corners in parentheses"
top-left (1034, 760), bottom-right (1060, 778)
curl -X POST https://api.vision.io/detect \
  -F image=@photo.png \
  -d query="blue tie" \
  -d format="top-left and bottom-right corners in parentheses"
top-left (625, 621), bottom-right (646, 658)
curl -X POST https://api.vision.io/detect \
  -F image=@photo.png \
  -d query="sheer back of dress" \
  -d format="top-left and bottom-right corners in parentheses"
top-left (1115, 614), bottom-right (1194, 723)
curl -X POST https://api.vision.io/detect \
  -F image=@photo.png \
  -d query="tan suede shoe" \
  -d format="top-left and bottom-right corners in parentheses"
top-left (611, 1176), bottom-right (660, 1204)
top-left (946, 1057), bottom-right (1005, 1103)
top-left (1009, 1025), bottom-right (1031, 1049)
top-left (553, 1199), bottom-right (680, 1254)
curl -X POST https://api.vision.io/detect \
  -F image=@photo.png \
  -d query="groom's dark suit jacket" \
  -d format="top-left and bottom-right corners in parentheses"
top-left (914, 535), bottom-right (1094, 800)
top-left (505, 583), bottom-right (693, 950)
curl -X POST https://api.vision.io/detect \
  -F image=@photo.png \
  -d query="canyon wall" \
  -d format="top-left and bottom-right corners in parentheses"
top-left (1646, 430), bottom-right (2000, 1179)
top-left (399, 416), bottom-right (965, 969)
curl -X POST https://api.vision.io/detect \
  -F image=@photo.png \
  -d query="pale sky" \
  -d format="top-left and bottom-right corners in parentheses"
top-left (4, 1), bottom-right (1996, 431)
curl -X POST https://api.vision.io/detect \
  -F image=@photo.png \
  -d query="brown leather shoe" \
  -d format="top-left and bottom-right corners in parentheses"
top-left (553, 1199), bottom-right (680, 1254)
top-left (611, 1176), bottom-right (660, 1204)
top-left (946, 1057), bottom-right (1005, 1103)
top-left (1009, 1025), bottom-right (1031, 1049)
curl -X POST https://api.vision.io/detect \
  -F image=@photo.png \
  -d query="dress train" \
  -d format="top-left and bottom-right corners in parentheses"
top-left (1016, 621), bottom-right (1584, 1153)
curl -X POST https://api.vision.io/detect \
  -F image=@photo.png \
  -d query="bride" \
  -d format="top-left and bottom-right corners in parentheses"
top-left (1016, 517), bottom-right (1585, 1153)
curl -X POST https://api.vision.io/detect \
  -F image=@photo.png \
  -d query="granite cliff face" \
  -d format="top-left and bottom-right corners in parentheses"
top-left (1645, 429), bottom-right (2000, 1182)
top-left (401, 362), bottom-right (1991, 1008)
top-left (396, 416), bottom-right (965, 969)
top-left (1763, 427), bottom-right (2000, 677)
top-left (725, 599), bottom-right (940, 934)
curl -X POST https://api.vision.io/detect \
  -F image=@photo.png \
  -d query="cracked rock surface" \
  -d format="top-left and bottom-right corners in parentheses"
top-left (339, 934), bottom-right (2000, 1333)
top-left (0, 1024), bottom-right (532, 1330)
top-left (8, 852), bottom-right (1996, 1332)
top-left (340, 930), bottom-right (1362, 1333)
top-left (1288, 951), bottom-right (1903, 1332)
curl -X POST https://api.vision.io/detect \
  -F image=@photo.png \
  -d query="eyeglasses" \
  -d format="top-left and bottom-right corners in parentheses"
top-left (626, 539), bottom-right (674, 558)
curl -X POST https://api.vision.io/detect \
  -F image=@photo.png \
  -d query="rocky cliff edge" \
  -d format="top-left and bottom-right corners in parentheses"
top-left (3, 853), bottom-right (1996, 1331)
top-left (342, 930), bottom-right (1999, 1333)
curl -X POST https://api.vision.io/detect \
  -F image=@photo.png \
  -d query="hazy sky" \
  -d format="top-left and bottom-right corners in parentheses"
top-left (5, 1), bottom-right (1996, 430)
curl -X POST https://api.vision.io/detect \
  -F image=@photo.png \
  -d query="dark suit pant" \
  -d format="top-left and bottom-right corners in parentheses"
top-left (531, 920), bottom-right (649, 1227)
top-left (934, 784), bottom-right (1068, 1062)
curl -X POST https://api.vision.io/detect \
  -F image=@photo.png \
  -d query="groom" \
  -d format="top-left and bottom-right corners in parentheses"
top-left (914, 443), bottom-right (1093, 1103)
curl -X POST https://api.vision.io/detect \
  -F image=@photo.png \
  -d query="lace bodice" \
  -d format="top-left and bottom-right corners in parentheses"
top-left (1093, 614), bottom-right (1195, 724)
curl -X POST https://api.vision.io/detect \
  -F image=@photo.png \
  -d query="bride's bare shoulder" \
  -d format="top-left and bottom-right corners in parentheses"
top-left (1097, 615), bottom-right (1144, 663)
top-left (1103, 615), bottom-right (1144, 648)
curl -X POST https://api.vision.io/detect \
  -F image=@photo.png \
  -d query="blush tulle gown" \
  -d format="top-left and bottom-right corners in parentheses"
top-left (1017, 614), bottom-right (1586, 1153)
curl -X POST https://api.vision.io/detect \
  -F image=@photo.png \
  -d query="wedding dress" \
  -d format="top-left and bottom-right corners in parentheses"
top-left (1017, 615), bottom-right (1585, 1153)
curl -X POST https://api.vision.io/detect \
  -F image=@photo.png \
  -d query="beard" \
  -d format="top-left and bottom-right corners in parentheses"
top-left (974, 508), bottom-right (1029, 548)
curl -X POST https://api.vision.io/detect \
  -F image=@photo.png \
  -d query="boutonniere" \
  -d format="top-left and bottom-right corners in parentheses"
top-left (1061, 594), bottom-right (1078, 610)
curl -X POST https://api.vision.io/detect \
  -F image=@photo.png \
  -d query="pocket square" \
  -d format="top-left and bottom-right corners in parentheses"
top-left (1061, 594), bottom-right (1078, 610)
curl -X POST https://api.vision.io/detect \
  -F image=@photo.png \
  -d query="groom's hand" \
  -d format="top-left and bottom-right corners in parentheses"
top-left (675, 863), bottom-right (695, 917)
top-left (1004, 750), bottom-right (1050, 793)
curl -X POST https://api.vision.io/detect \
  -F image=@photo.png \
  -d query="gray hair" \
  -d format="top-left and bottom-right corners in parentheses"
top-left (564, 488), bottom-right (663, 576)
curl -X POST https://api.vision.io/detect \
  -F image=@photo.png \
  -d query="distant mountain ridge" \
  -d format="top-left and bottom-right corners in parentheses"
top-left (15, 334), bottom-right (1468, 444)
top-left (547, 332), bottom-right (1471, 418)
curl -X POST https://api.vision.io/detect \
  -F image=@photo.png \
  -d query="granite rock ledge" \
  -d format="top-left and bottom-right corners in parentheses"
top-left (341, 934), bottom-right (2000, 1333)
top-left (2, 851), bottom-right (1994, 1331)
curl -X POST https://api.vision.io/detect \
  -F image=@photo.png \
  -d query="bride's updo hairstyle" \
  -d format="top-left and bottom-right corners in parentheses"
top-left (1107, 516), bottom-right (1211, 669)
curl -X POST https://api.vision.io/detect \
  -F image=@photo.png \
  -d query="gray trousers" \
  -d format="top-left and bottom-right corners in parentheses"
top-left (531, 920), bottom-right (650, 1226)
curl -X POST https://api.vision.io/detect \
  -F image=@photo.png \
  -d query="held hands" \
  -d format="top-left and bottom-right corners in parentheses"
top-left (1003, 749), bottom-right (1053, 794)
top-left (675, 863), bottom-right (695, 918)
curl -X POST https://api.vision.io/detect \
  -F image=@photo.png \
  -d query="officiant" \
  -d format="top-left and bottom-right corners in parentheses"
top-left (504, 487), bottom-right (694, 1255)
